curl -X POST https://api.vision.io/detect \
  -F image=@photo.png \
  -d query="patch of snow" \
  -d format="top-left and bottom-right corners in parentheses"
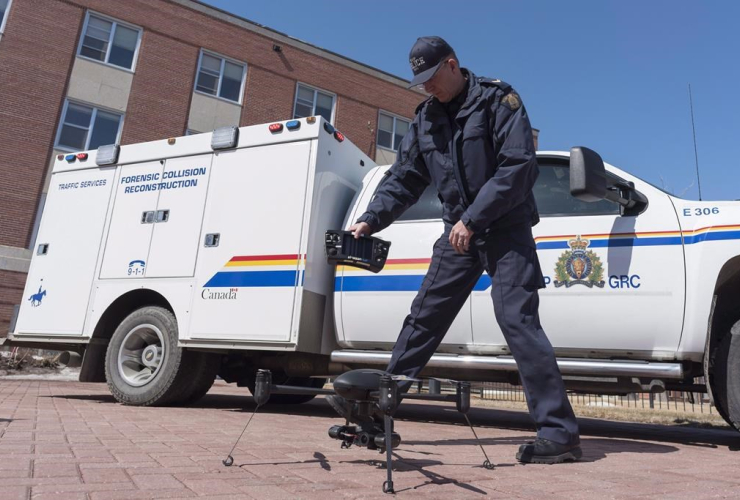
top-left (0, 367), bottom-right (80, 381)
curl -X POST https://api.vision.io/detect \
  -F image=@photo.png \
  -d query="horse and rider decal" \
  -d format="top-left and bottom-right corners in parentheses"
top-left (28, 285), bottom-right (47, 307)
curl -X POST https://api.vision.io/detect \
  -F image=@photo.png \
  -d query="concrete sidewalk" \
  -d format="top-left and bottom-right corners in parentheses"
top-left (1, 379), bottom-right (739, 499)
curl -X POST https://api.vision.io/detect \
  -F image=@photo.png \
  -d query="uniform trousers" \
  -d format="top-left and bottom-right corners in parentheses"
top-left (386, 222), bottom-right (579, 445)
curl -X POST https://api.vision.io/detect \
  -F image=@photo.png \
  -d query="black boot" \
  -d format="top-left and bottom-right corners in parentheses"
top-left (516, 438), bottom-right (582, 464)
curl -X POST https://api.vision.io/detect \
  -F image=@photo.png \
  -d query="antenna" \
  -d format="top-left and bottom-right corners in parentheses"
top-left (688, 84), bottom-right (703, 201)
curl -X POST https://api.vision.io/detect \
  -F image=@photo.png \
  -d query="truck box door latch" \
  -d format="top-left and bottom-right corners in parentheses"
top-left (204, 233), bottom-right (220, 247)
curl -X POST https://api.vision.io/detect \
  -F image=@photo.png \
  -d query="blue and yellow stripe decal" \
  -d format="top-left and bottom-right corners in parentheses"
top-left (203, 225), bottom-right (740, 290)
top-left (535, 224), bottom-right (740, 250)
top-left (204, 254), bottom-right (304, 287)
top-left (337, 225), bottom-right (740, 292)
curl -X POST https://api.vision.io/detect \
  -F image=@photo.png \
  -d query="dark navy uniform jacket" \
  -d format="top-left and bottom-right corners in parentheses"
top-left (357, 69), bottom-right (539, 234)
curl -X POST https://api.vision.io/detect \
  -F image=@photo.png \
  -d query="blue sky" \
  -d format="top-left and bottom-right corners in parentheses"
top-left (202, 0), bottom-right (739, 201)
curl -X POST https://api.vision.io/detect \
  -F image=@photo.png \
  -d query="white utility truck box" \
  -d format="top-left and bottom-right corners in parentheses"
top-left (15, 118), bottom-right (374, 354)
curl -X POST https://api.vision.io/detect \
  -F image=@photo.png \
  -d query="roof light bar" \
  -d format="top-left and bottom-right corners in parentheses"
top-left (211, 126), bottom-right (239, 150)
top-left (96, 144), bottom-right (120, 166)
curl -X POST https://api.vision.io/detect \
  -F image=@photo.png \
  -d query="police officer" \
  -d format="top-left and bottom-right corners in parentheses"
top-left (329, 36), bottom-right (581, 464)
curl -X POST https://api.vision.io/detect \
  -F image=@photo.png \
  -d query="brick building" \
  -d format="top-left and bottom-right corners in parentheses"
top-left (0, 0), bottom-right (427, 334)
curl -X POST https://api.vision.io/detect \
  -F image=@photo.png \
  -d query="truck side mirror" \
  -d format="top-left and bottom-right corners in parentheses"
top-left (569, 146), bottom-right (648, 215)
top-left (569, 146), bottom-right (607, 202)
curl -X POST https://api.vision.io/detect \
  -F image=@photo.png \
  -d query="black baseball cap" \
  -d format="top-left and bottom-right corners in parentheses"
top-left (407, 36), bottom-right (455, 89)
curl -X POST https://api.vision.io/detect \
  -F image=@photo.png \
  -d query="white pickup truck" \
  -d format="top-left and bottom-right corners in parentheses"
top-left (6, 117), bottom-right (740, 432)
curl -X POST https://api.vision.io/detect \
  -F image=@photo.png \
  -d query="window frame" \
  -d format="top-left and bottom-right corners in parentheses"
top-left (377, 110), bottom-right (411, 152)
top-left (193, 49), bottom-right (248, 105)
top-left (0, 0), bottom-right (13, 35)
top-left (54, 99), bottom-right (125, 153)
top-left (534, 160), bottom-right (631, 218)
top-left (292, 82), bottom-right (336, 124)
top-left (77, 11), bottom-right (143, 72)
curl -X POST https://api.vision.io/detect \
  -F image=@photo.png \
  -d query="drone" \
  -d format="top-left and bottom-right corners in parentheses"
top-left (222, 368), bottom-right (494, 494)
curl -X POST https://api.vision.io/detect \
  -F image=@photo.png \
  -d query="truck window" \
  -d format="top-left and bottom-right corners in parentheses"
top-left (534, 164), bottom-right (620, 217)
top-left (397, 186), bottom-right (443, 221)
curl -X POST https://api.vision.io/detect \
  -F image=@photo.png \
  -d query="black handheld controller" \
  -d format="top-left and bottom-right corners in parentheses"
top-left (325, 230), bottom-right (391, 274)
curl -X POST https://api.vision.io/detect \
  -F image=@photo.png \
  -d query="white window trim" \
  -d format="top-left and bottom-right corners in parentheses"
top-left (0, 0), bottom-right (13, 35)
top-left (293, 82), bottom-right (337, 124)
top-left (54, 99), bottom-right (125, 153)
top-left (193, 49), bottom-right (248, 105)
top-left (76, 11), bottom-right (142, 73)
top-left (377, 110), bottom-right (411, 153)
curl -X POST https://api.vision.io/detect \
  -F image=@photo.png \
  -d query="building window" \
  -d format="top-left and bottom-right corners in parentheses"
top-left (0, 0), bottom-right (12, 34)
top-left (78, 12), bottom-right (141, 70)
top-left (377, 112), bottom-right (410, 151)
top-left (195, 51), bottom-right (246, 103)
top-left (55, 101), bottom-right (123, 152)
top-left (293, 84), bottom-right (335, 123)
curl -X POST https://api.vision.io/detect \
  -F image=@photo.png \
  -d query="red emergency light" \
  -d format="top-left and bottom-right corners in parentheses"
top-left (334, 131), bottom-right (345, 142)
top-left (269, 123), bottom-right (283, 133)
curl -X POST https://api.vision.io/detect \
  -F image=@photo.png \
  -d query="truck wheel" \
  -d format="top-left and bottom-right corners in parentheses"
top-left (712, 320), bottom-right (740, 431)
top-left (105, 306), bottom-right (191, 406)
top-left (247, 373), bottom-right (327, 405)
top-left (180, 353), bottom-right (221, 405)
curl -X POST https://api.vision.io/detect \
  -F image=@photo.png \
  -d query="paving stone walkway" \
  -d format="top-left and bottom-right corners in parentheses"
top-left (1, 379), bottom-right (739, 499)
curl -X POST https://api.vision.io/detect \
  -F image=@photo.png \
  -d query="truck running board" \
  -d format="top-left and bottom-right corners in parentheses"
top-left (330, 351), bottom-right (684, 380)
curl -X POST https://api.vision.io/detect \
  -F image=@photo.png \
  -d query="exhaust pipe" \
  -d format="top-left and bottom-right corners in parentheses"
top-left (56, 351), bottom-right (82, 369)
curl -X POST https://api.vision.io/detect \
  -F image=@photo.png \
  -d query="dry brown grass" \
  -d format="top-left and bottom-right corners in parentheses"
top-left (472, 396), bottom-right (729, 429)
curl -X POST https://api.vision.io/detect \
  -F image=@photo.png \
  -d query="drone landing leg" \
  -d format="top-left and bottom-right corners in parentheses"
top-left (379, 374), bottom-right (398, 494)
top-left (457, 382), bottom-right (494, 470)
top-left (223, 370), bottom-right (273, 467)
top-left (382, 414), bottom-right (395, 494)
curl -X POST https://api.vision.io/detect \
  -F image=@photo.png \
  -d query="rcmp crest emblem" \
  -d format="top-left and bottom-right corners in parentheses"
top-left (554, 236), bottom-right (605, 288)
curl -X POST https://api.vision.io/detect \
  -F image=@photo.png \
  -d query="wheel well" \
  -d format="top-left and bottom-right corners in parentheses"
top-left (79, 289), bottom-right (174, 382)
top-left (705, 256), bottom-right (740, 412)
top-left (709, 256), bottom-right (740, 356)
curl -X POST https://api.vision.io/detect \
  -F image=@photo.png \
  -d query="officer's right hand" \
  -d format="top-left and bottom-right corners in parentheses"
top-left (349, 222), bottom-right (372, 239)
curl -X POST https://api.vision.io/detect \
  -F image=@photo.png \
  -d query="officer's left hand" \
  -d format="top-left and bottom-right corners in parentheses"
top-left (449, 221), bottom-right (473, 254)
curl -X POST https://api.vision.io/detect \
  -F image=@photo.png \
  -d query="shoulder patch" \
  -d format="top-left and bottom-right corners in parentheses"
top-left (501, 92), bottom-right (521, 111)
top-left (477, 77), bottom-right (512, 93)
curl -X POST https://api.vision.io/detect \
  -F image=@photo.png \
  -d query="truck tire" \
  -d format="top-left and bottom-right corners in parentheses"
top-left (712, 320), bottom-right (740, 431)
top-left (180, 353), bottom-right (221, 405)
top-left (105, 306), bottom-right (192, 406)
top-left (247, 373), bottom-right (327, 405)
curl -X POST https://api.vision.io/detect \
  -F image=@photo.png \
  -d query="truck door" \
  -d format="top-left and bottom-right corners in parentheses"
top-left (340, 172), bottom-right (474, 348)
top-left (471, 160), bottom-right (686, 354)
top-left (100, 161), bottom-right (163, 278)
top-left (100, 156), bottom-right (212, 279)
top-left (188, 142), bottom-right (313, 342)
top-left (145, 155), bottom-right (212, 277)
top-left (15, 167), bottom-right (115, 335)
